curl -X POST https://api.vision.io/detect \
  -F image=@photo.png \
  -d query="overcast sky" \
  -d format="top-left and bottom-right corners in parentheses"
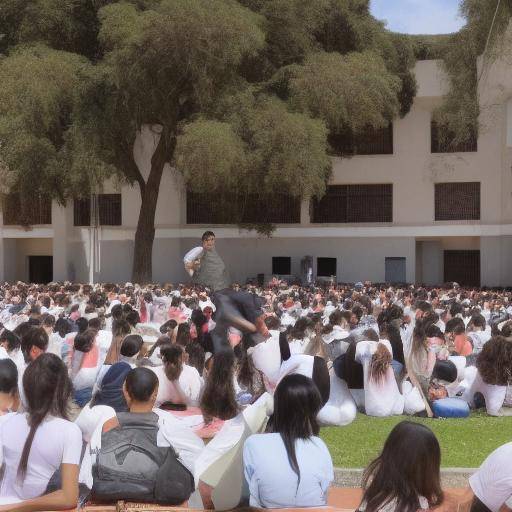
top-left (370, 0), bottom-right (465, 34)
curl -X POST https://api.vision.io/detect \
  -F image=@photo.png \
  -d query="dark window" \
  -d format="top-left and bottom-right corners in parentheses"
top-left (328, 124), bottom-right (393, 156)
top-left (98, 194), bottom-right (122, 226)
top-left (317, 257), bottom-right (337, 277)
top-left (435, 182), bottom-right (480, 221)
top-left (272, 257), bottom-right (291, 275)
top-left (431, 121), bottom-right (477, 153)
top-left (74, 198), bottom-right (90, 227)
top-left (3, 194), bottom-right (52, 225)
top-left (73, 194), bottom-right (122, 226)
top-left (312, 184), bottom-right (392, 223)
top-left (444, 250), bottom-right (480, 287)
top-left (186, 193), bottom-right (301, 224)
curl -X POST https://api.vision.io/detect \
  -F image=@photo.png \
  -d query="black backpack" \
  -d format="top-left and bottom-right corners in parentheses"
top-left (91, 412), bottom-right (194, 505)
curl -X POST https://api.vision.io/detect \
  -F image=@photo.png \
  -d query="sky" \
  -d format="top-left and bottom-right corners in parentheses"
top-left (370, 0), bottom-right (466, 35)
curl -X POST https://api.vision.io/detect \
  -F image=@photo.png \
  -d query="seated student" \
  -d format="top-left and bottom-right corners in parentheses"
top-left (0, 329), bottom-right (23, 372)
top-left (357, 421), bottom-right (445, 512)
top-left (0, 353), bottom-right (82, 510)
top-left (95, 334), bottom-right (143, 390)
top-left (150, 344), bottom-right (203, 408)
top-left (468, 442), bottom-right (512, 512)
top-left (445, 317), bottom-right (473, 357)
top-left (0, 359), bottom-right (20, 416)
top-left (48, 318), bottom-right (71, 360)
top-left (80, 367), bottom-right (203, 503)
top-left (463, 336), bottom-right (512, 416)
top-left (70, 328), bottom-right (102, 407)
top-left (243, 374), bottom-right (334, 508)
top-left (355, 337), bottom-right (405, 417)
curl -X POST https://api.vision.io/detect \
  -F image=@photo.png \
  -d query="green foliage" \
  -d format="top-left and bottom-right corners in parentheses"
top-left (0, 45), bottom-right (86, 208)
top-left (176, 95), bottom-right (331, 200)
top-left (408, 34), bottom-right (451, 60)
top-left (436, 0), bottom-right (512, 147)
top-left (288, 51), bottom-right (401, 134)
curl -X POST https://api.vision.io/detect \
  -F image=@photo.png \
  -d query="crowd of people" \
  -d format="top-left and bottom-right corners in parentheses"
top-left (0, 232), bottom-right (511, 510)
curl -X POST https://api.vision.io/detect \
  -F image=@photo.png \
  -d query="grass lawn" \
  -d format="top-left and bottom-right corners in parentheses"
top-left (320, 412), bottom-right (512, 468)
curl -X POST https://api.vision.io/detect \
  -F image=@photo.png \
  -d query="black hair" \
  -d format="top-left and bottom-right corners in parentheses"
top-left (88, 317), bottom-right (101, 331)
top-left (200, 350), bottom-right (239, 421)
top-left (75, 317), bottom-right (89, 334)
top-left (21, 327), bottom-right (49, 363)
top-left (360, 422), bottom-right (443, 512)
top-left (186, 343), bottom-right (206, 376)
top-left (74, 328), bottom-right (96, 353)
top-left (271, 374), bottom-right (322, 485)
top-left (120, 334), bottom-right (144, 358)
top-left (54, 318), bottom-right (71, 338)
top-left (160, 344), bottom-right (184, 381)
top-left (202, 231), bottom-right (215, 241)
top-left (0, 330), bottom-right (21, 352)
top-left (445, 317), bottom-right (465, 335)
top-left (160, 320), bottom-right (177, 335)
top-left (125, 367), bottom-right (159, 403)
top-left (18, 354), bottom-right (72, 480)
top-left (0, 358), bottom-right (18, 394)
top-left (431, 360), bottom-right (458, 383)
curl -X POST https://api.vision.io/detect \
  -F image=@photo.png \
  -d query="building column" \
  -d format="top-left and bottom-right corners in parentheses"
top-left (52, 201), bottom-right (71, 281)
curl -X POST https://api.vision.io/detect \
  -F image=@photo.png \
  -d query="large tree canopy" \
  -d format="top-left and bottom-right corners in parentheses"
top-left (0, 0), bottom-right (418, 282)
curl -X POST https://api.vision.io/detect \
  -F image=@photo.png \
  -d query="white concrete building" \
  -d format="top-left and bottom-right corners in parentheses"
top-left (1, 57), bottom-right (512, 287)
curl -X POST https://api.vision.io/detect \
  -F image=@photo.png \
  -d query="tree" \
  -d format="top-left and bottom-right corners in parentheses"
top-left (0, 0), bottom-right (417, 283)
top-left (435, 0), bottom-right (512, 146)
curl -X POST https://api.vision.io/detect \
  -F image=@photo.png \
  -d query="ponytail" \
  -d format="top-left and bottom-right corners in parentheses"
top-left (369, 343), bottom-right (392, 384)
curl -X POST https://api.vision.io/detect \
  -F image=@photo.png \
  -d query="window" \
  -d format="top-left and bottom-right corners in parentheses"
top-left (98, 194), bottom-right (122, 226)
top-left (73, 194), bottom-right (122, 226)
top-left (186, 193), bottom-right (301, 224)
top-left (431, 121), bottom-right (477, 153)
top-left (272, 257), bottom-right (291, 275)
top-left (3, 194), bottom-right (52, 225)
top-left (317, 257), bottom-right (337, 278)
top-left (73, 198), bottom-right (90, 227)
top-left (312, 184), bottom-right (392, 223)
top-left (328, 123), bottom-right (393, 156)
top-left (435, 182), bottom-right (480, 221)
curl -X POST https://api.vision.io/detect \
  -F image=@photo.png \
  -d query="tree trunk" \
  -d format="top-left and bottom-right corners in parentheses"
top-left (131, 126), bottom-right (176, 283)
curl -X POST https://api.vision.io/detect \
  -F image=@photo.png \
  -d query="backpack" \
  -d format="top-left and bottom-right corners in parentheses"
top-left (91, 412), bottom-right (194, 505)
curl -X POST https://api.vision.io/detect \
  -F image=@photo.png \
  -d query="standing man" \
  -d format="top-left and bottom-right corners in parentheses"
top-left (185, 231), bottom-right (268, 352)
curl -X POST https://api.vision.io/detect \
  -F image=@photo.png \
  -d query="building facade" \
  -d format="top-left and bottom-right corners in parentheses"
top-left (1, 58), bottom-right (512, 287)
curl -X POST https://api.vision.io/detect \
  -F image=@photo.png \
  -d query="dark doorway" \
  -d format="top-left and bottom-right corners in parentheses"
top-left (317, 257), bottom-right (337, 278)
top-left (444, 250), bottom-right (480, 287)
top-left (29, 256), bottom-right (53, 284)
top-left (385, 257), bottom-right (406, 284)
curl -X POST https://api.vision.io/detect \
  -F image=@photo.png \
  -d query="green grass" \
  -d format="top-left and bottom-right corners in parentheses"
top-left (320, 412), bottom-right (512, 468)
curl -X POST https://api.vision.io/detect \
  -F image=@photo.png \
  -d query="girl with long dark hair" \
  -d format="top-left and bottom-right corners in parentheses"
top-left (358, 421), bottom-right (444, 512)
top-left (243, 374), bottom-right (333, 508)
top-left (0, 353), bottom-right (82, 510)
top-left (200, 350), bottom-right (239, 421)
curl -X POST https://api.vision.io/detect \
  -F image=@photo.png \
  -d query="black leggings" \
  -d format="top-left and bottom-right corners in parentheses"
top-left (470, 496), bottom-right (492, 512)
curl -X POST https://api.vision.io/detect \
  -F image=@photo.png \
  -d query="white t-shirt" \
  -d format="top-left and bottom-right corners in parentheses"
top-left (469, 442), bottom-right (512, 512)
top-left (0, 413), bottom-right (82, 504)
top-left (150, 364), bottom-right (203, 407)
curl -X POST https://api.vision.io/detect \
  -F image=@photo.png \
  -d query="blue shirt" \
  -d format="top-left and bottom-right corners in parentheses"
top-left (243, 433), bottom-right (334, 508)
